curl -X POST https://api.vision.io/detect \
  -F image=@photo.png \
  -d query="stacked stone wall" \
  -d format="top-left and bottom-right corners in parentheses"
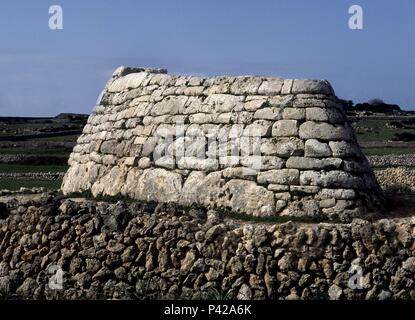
top-left (62, 67), bottom-right (383, 221)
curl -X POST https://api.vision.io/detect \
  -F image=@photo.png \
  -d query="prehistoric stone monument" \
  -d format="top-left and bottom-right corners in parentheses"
top-left (62, 66), bottom-right (384, 220)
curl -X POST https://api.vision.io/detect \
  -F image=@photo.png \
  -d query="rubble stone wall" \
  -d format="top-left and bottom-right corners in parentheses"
top-left (61, 67), bottom-right (383, 221)
top-left (0, 193), bottom-right (413, 300)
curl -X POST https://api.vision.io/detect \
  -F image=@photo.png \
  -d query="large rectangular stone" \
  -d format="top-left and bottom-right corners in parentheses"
top-left (257, 169), bottom-right (300, 185)
top-left (272, 120), bottom-right (299, 137)
top-left (300, 170), bottom-right (364, 188)
top-left (286, 157), bottom-right (342, 170)
top-left (299, 122), bottom-right (352, 141)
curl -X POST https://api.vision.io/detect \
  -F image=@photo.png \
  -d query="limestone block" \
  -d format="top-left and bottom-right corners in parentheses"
top-left (183, 97), bottom-right (205, 114)
top-left (267, 184), bottom-right (289, 192)
top-left (257, 169), bottom-right (300, 185)
top-left (155, 124), bottom-right (186, 138)
top-left (136, 168), bottom-right (182, 203)
top-left (141, 137), bottom-right (159, 157)
top-left (258, 78), bottom-right (284, 95)
top-left (293, 97), bottom-right (326, 108)
top-left (300, 170), bottom-right (363, 189)
top-left (286, 156), bottom-right (342, 170)
top-left (155, 156), bottom-right (176, 169)
top-left (222, 179), bottom-right (275, 216)
top-left (280, 200), bottom-right (320, 217)
top-left (281, 79), bottom-right (293, 94)
top-left (213, 113), bottom-right (232, 124)
top-left (318, 188), bottom-right (356, 200)
top-left (290, 185), bottom-right (320, 195)
top-left (108, 72), bottom-right (149, 92)
top-left (180, 171), bottom-right (225, 207)
top-left (222, 167), bottom-right (257, 179)
top-left (183, 86), bottom-right (204, 96)
top-left (272, 120), bottom-right (299, 137)
top-left (218, 156), bottom-right (240, 167)
top-left (243, 120), bottom-right (272, 137)
top-left (100, 140), bottom-right (118, 154)
top-left (319, 198), bottom-right (336, 208)
top-left (121, 167), bottom-right (143, 198)
top-left (189, 113), bottom-right (214, 124)
top-left (291, 79), bottom-right (334, 95)
top-left (305, 139), bottom-right (332, 157)
top-left (268, 95), bottom-right (294, 107)
top-left (138, 157), bottom-right (151, 169)
top-left (276, 200), bottom-right (288, 212)
top-left (274, 137), bottom-right (305, 158)
top-left (259, 137), bottom-right (303, 158)
top-left (203, 94), bottom-right (244, 113)
top-left (232, 111), bottom-right (254, 124)
top-left (91, 165), bottom-right (128, 196)
top-left (282, 108), bottom-right (306, 120)
top-left (178, 157), bottom-right (219, 171)
top-left (299, 122), bottom-right (352, 141)
top-left (151, 96), bottom-right (188, 116)
top-left (240, 156), bottom-right (285, 171)
top-left (306, 107), bottom-right (345, 123)
top-left (254, 107), bottom-right (283, 120)
top-left (244, 98), bottom-right (268, 111)
top-left (274, 192), bottom-right (291, 201)
top-left (230, 77), bottom-right (262, 95)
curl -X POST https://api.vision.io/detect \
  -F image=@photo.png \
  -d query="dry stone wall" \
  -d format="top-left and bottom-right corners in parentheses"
top-left (0, 193), bottom-right (414, 300)
top-left (62, 67), bottom-right (383, 221)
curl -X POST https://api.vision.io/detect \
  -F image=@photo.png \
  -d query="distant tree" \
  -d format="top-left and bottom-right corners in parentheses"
top-left (368, 98), bottom-right (385, 105)
top-left (345, 100), bottom-right (354, 109)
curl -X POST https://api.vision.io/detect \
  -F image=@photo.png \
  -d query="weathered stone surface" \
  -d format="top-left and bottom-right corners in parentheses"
top-left (272, 120), bottom-right (299, 137)
top-left (286, 157), bottom-right (342, 170)
top-left (243, 120), bottom-right (272, 137)
top-left (306, 107), bottom-right (345, 123)
top-left (222, 180), bottom-right (275, 216)
top-left (0, 192), bottom-right (411, 300)
top-left (62, 67), bottom-right (384, 220)
top-left (258, 78), bottom-right (284, 95)
top-left (291, 80), bottom-right (334, 95)
top-left (254, 107), bottom-right (283, 120)
top-left (329, 141), bottom-right (362, 158)
top-left (299, 122), bottom-right (352, 141)
top-left (257, 169), bottom-right (300, 185)
top-left (260, 137), bottom-right (304, 158)
top-left (136, 168), bottom-right (182, 203)
top-left (305, 139), bottom-right (332, 157)
top-left (282, 108), bottom-right (306, 120)
top-left (300, 171), bottom-right (363, 189)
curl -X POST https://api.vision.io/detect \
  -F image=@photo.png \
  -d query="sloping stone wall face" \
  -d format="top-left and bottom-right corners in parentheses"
top-left (61, 67), bottom-right (383, 221)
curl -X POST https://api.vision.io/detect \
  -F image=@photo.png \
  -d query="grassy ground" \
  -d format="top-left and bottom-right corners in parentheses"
top-left (0, 179), bottom-right (62, 190)
top-left (0, 148), bottom-right (70, 155)
top-left (362, 147), bottom-right (415, 156)
top-left (0, 164), bottom-right (68, 173)
top-left (353, 119), bottom-right (415, 142)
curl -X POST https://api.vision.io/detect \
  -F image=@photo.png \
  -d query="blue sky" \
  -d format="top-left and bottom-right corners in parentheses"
top-left (0, 0), bottom-right (414, 116)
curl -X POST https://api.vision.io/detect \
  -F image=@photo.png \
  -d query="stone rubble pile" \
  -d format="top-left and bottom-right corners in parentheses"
top-left (62, 67), bottom-right (384, 221)
top-left (375, 167), bottom-right (415, 192)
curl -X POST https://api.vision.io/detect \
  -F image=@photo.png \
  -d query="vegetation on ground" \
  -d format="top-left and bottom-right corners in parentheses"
top-left (0, 179), bottom-right (62, 191)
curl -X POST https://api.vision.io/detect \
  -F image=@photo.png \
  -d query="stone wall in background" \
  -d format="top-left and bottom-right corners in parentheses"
top-left (0, 193), bottom-right (413, 300)
top-left (61, 67), bottom-right (384, 221)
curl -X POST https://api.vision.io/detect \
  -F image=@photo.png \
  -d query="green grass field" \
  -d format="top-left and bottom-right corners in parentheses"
top-left (0, 147), bottom-right (70, 156)
top-left (0, 164), bottom-right (68, 173)
top-left (353, 119), bottom-right (415, 142)
top-left (0, 179), bottom-right (62, 190)
top-left (362, 147), bottom-right (415, 156)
